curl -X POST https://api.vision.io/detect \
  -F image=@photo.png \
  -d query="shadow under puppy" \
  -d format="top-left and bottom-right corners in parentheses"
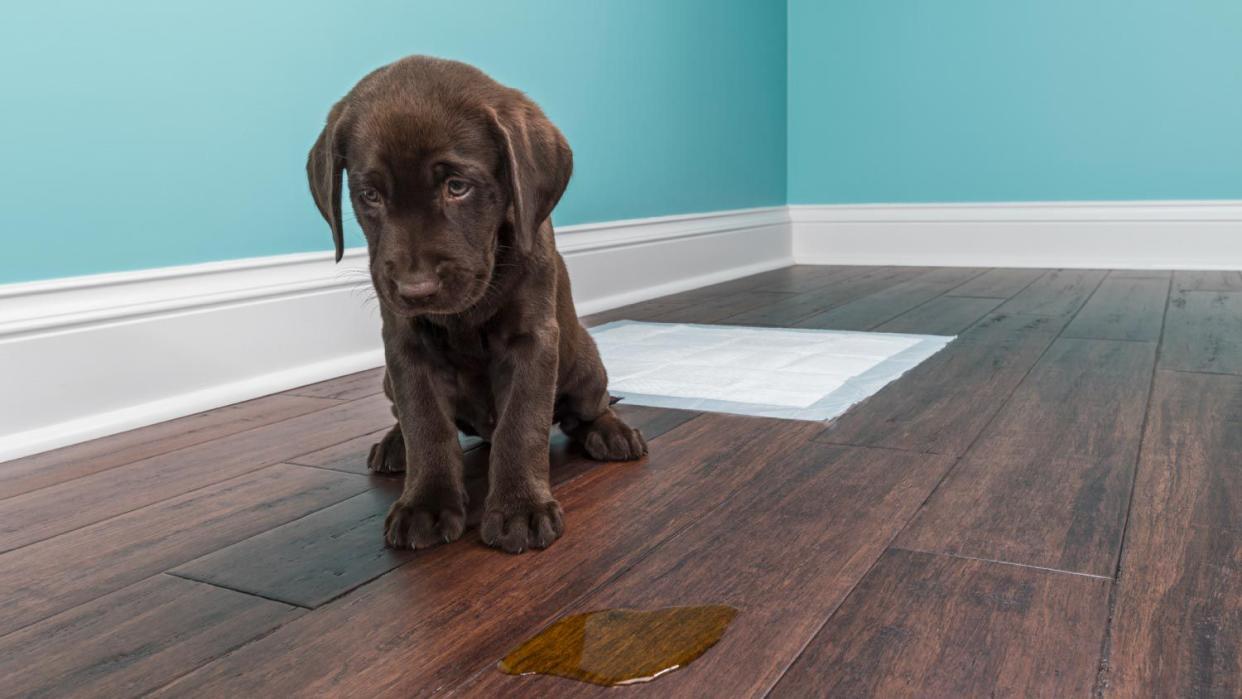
top-left (307, 56), bottom-right (647, 554)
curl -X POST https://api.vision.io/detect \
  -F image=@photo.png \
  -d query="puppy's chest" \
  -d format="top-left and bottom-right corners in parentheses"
top-left (420, 324), bottom-right (495, 374)
top-left (424, 330), bottom-right (498, 423)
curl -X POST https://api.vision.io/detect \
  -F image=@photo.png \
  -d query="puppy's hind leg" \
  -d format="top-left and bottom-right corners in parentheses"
top-left (569, 408), bottom-right (647, 462)
top-left (368, 369), bottom-right (406, 473)
top-left (367, 424), bottom-right (406, 474)
top-left (559, 352), bottom-right (647, 462)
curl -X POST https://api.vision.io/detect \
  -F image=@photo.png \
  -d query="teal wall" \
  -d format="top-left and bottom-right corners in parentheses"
top-left (788, 0), bottom-right (1242, 204)
top-left (0, 0), bottom-right (787, 284)
top-left (11, 1), bottom-right (1241, 284)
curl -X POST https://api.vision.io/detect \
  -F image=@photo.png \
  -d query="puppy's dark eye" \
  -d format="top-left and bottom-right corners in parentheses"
top-left (359, 187), bottom-right (382, 205)
top-left (445, 179), bottom-right (472, 198)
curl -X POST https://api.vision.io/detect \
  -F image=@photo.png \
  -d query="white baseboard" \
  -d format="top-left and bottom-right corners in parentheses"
top-left (0, 206), bottom-right (790, 462)
top-left (14, 197), bottom-right (1235, 461)
top-left (561, 207), bottom-right (792, 314)
top-left (791, 201), bottom-right (1242, 269)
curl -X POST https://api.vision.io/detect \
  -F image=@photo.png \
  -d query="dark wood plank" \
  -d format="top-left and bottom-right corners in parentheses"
top-left (816, 312), bottom-right (1068, 455)
top-left (150, 414), bottom-right (824, 697)
top-left (1160, 291), bottom-right (1242, 375)
top-left (645, 290), bottom-right (795, 324)
top-left (288, 429), bottom-right (485, 475)
top-left (721, 267), bottom-right (922, 326)
top-left (285, 367), bottom-right (385, 401)
top-left (286, 428), bottom-right (390, 474)
top-left (1123, 372), bottom-right (1242, 534)
top-left (581, 299), bottom-right (697, 327)
top-left (172, 405), bottom-right (699, 608)
top-left (610, 404), bottom-right (702, 440)
top-left (0, 574), bottom-right (301, 699)
top-left (0, 394), bottom-right (338, 500)
top-left (770, 549), bottom-right (1111, 698)
top-left (874, 295), bottom-right (1003, 335)
top-left (945, 268), bottom-right (1047, 299)
top-left (171, 486), bottom-right (407, 609)
top-left (1109, 269), bottom-right (1171, 280)
top-left (1062, 276), bottom-right (1169, 342)
top-left (666, 265), bottom-right (872, 301)
top-left (1107, 524), bottom-right (1242, 698)
top-left (995, 268), bottom-right (1106, 317)
top-left (578, 268), bottom-right (830, 327)
top-left (1173, 269), bottom-right (1242, 292)
top-left (460, 445), bottom-right (956, 697)
top-left (652, 266), bottom-right (808, 302)
top-left (0, 395), bottom-right (392, 552)
top-left (1103, 371), bottom-right (1242, 697)
top-left (745, 265), bottom-right (871, 294)
top-left (795, 267), bottom-right (987, 330)
top-left (0, 463), bottom-right (367, 636)
top-left (896, 338), bottom-right (1156, 576)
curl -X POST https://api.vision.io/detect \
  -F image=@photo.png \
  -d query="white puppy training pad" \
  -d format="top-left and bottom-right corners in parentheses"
top-left (590, 321), bottom-right (953, 421)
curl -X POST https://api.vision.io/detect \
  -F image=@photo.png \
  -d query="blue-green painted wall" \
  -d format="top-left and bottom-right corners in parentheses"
top-left (788, 0), bottom-right (1242, 204)
top-left (12, 2), bottom-right (1239, 284)
top-left (0, 0), bottom-right (787, 284)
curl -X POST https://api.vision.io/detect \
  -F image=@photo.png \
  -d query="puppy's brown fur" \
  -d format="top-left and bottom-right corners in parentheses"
top-left (308, 56), bottom-right (646, 553)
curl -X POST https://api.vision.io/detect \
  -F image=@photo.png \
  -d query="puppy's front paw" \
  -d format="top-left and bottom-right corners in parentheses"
top-left (384, 487), bottom-right (466, 549)
top-left (580, 411), bottom-right (648, 462)
top-left (480, 497), bottom-right (564, 554)
top-left (367, 426), bottom-right (406, 474)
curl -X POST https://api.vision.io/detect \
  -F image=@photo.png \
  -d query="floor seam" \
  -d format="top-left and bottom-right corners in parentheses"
top-left (944, 293), bottom-right (1020, 300)
top-left (281, 393), bottom-right (356, 402)
top-left (798, 267), bottom-right (941, 329)
top-left (860, 268), bottom-right (994, 331)
top-left (0, 397), bottom-right (369, 506)
top-left (1090, 272), bottom-right (1172, 697)
top-left (763, 269), bottom-right (1106, 696)
top-left (0, 466), bottom-right (366, 641)
top-left (1058, 334), bottom-right (1160, 344)
top-left (759, 453), bottom-right (965, 698)
top-left (807, 438), bottom-right (945, 456)
top-left (1160, 366), bottom-right (1242, 379)
top-left (889, 546), bottom-right (1115, 581)
top-left (138, 586), bottom-right (311, 698)
top-left (945, 269), bottom-right (1048, 305)
top-left (163, 572), bottom-right (315, 610)
top-left (0, 456), bottom-right (374, 557)
top-left (287, 439), bottom-right (488, 474)
top-left (284, 388), bottom-right (382, 401)
top-left (726, 267), bottom-right (912, 327)
top-left (936, 271), bottom-right (1049, 335)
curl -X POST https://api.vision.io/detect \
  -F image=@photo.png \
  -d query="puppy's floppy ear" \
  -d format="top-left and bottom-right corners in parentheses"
top-left (486, 101), bottom-right (573, 254)
top-left (307, 101), bottom-right (350, 263)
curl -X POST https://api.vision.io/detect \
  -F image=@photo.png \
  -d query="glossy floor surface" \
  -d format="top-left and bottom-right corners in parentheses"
top-left (2, 266), bottom-right (1239, 697)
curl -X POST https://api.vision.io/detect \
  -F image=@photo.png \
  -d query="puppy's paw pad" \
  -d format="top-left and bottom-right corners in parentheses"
top-left (480, 499), bottom-right (564, 554)
top-left (581, 416), bottom-right (647, 462)
top-left (384, 494), bottom-right (465, 549)
top-left (367, 426), bottom-right (406, 474)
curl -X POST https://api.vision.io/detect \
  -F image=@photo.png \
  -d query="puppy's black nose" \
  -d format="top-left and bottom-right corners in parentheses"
top-left (395, 277), bottom-right (441, 303)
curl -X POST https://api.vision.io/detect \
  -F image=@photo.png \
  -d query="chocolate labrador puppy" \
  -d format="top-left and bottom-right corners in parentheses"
top-left (307, 56), bottom-right (646, 554)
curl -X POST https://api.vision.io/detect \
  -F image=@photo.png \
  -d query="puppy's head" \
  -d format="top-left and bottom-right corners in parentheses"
top-left (307, 57), bottom-right (572, 316)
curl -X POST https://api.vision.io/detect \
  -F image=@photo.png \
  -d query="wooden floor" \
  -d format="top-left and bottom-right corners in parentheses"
top-left (2, 265), bottom-right (1240, 697)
